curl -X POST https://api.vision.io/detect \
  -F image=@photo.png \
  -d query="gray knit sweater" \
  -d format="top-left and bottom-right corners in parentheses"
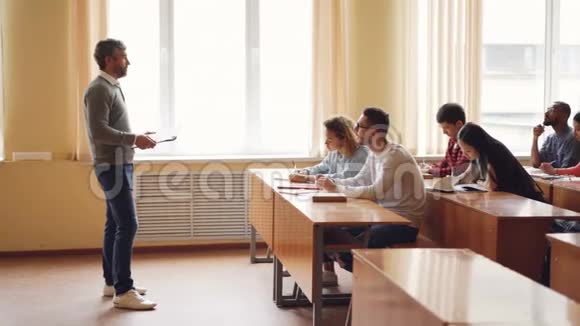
top-left (83, 76), bottom-right (136, 164)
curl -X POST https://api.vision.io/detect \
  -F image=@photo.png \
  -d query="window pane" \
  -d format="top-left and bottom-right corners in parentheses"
top-left (481, 0), bottom-right (545, 153)
top-left (173, 0), bottom-right (246, 156)
top-left (258, 0), bottom-right (312, 155)
top-left (554, 0), bottom-right (580, 122)
top-left (108, 0), bottom-right (161, 148)
top-left (109, 0), bottom-right (313, 157)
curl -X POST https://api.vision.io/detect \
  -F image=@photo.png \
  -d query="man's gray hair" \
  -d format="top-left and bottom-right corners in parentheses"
top-left (94, 38), bottom-right (126, 70)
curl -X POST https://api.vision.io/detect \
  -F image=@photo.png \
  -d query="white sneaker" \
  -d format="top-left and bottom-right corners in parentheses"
top-left (322, 271), bottom-right (339, 287)
top-left (113, 290), bottom-right (157, 310)
top-left (103, 285), bottom-right (147, 297)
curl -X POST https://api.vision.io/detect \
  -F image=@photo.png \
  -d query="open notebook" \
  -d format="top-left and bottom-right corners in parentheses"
top-left (524, 166), bottom-right (567, 180)
top-left (427, 176), bottom-right (487, 193)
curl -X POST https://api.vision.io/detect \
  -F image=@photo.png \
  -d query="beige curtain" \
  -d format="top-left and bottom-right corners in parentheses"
top-left (310, 0), bottom-right (351, 157)
top-left (404, 0), bottom-right (483, 155)
top-left (69, 0), bottom-right (108, 161)
top-left (401, 0), bottom-right (419, 154)
top-left (0, 13), bottom-right (4, 160)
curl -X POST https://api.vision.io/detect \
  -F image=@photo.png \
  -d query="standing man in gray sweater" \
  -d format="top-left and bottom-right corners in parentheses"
top-left (84, 39), bottom-right (157, 310)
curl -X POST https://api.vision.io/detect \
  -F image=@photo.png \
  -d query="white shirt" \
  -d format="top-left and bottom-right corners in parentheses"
top-left (335, 143), bottom-right (426, 227)
top-left (99, 70), bottom-right (120, 86)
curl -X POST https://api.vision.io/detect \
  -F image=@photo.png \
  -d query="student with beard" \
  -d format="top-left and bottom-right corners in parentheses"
top-left (317, 108), bottom-right (426, 272)
top-left (531, 101), bottom-right (579, 168)
top-left (540, 111), bottom-right (580, 177)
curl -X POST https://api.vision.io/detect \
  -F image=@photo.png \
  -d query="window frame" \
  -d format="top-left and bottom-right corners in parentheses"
top-left (479, 0), bottom-right (577, 155)
top-left (118, 0), bottom-right (312, 158)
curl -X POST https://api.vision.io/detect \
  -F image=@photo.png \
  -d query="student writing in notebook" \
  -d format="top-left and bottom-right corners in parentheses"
top-left (424, 103), bottom-right (470, 177)
top-left (291, 116), bottom-right (369, 183)
top-left (456, 123), bottom-right (544, 201)
top-left (317, 108), bottom-right (426, 272)
top-left (290, 116), bottom-right (369, 286)
top-left (540, 111), bottom-right (580, 177)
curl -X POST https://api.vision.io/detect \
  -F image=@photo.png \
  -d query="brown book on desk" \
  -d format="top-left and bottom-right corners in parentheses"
top-left (312, 193), bottom-right (347, 203)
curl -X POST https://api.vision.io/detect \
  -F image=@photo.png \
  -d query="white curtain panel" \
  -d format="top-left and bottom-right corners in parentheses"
top-left (404, 0), bottom-right (483, 155)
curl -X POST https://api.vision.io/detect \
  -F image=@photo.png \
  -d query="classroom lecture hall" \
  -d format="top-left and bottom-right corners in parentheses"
top-left (1, 0), bottom-right (580, 325)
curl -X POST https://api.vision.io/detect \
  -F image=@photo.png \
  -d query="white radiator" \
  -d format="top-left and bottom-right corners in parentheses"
top-left (134, 171), bottom-right (249, 241)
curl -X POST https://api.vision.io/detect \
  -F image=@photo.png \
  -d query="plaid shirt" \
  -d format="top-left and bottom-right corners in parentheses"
top-left (429, 138), bottom-right (471, 177)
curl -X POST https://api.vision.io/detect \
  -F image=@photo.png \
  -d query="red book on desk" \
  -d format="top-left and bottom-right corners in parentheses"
top-left (277, 185), bottom-right (321, 191)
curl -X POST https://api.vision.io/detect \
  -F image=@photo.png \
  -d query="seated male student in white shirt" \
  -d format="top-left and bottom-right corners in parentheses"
top-left (317, 107), bottom-right (426, 272)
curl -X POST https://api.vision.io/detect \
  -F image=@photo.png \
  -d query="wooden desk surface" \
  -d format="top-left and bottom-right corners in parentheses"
top-left (353, 248), bottom-right (580, 325)
top-left (553, 180), bottom-right (580, 192)
top-left (248, 168), bottom-right (291, 186)
top-left (252, 168), bottom-right (412, 226)
top-left (548, 233), bottom-right (580, 249)
top-left (439, 192), bottom-right (580, 219)
top-left (279, 194), bottom-right (412, 226)
top-left (424, 179), bottom-right (580, 220)
top-left (550, 180), bottom-right (580, 213)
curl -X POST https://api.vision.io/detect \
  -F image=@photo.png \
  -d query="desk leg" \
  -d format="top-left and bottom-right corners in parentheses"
top-left (250, 225), bottom-right (273, 264)
top-left (273, 255), bottom-right (278, 302)
top-left (274, 256), bottom-right (284, 304)
top-left (312, 225), bottom-right (324, 326)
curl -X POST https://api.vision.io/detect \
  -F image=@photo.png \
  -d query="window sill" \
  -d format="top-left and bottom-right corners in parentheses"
top-left (0, 154), bottom-right (532, 164)
top-left (415, 153), bottom-right (531, 163)
top-left (134, 154), bottom-right (323, 164)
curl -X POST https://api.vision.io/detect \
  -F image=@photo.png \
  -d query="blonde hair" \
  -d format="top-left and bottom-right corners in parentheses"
top-left (323, 116), bottom-right (358, 157)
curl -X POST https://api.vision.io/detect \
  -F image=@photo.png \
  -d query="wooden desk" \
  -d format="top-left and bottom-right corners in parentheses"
top-left (249, 169), bottom-right (412, 326)
top-left (352, 249), bottom-right (580, 325)
top-left (422, 184), bottom-right (580, 281)
top-left (248, 168), bottom-right (314, 262)
top-left (548, 233), bottom-right (580, 303)
top-left (552, 181), bottom-right (580, 213)
top-left (534, 177), bottom-right (554, 203)
top-left (248, 169), bottom-right (282, 263)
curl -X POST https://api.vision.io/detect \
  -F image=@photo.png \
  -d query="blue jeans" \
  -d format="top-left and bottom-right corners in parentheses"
top-left (337, 224), bottom-right (418, 272)
top-left (95, 164), bottom-right (138, 295)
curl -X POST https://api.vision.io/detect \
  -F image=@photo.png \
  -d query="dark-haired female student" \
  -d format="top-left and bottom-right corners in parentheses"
top-left (456, 122), bottom-right (544, 201)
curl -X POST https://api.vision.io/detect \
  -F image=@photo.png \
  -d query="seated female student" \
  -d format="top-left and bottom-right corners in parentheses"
top-left (540, 111), bottom-right (580, 177)
top-left (291, 116), bottom-right (369, 287)
top-left (291, 116), bottom-right (369, 182)
top-left (455, 123), bottom-right (544, 201)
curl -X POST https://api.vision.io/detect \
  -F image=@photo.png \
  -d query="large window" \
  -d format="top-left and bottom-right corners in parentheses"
top-left (109, 0), bottom-right (313, 157)
top-left (481, 0), bottom-right (580, 153)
